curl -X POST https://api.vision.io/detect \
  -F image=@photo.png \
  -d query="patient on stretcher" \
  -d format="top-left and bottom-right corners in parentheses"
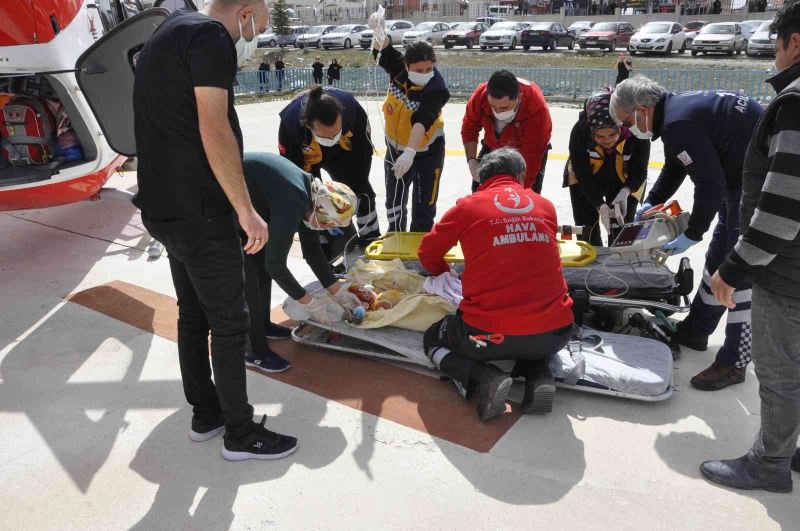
top-left (418, 148), bottom-right (575, 421)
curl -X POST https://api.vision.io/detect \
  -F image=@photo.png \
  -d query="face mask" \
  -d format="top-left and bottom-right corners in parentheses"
top-left (407, 70), bottom-right (434, 87)
top-left (234, 16), bottom-right (257, 66)
top-left (630, 110), bottom-right (653, 140)
top-left (313, 130), bottom-right (342, 148)
top-left (493, 108), bottom-right (517, 122)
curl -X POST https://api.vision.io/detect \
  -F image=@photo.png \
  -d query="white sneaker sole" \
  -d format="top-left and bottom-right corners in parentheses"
top-left (221, 442), bottom-right (299, 462)
top-left (190, 425), bottom-right (225, 442)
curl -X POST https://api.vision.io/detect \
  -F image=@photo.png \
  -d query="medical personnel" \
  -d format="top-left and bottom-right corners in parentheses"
top-left (133, 0), bottom-right (297, 462)
top-left (278, 85), bottom-right (380, 241)
top-left (242, 153), bottom-right (364, 362)
top-left (563, 88), bottom-right (649, 245)
top-left (369, 12), bottom-right (451, 232)
top-left (610, 77), bottom-right (763, 391)
top-left (701, 1), bottom-right (800, 493)
top-left (419, 148), bottom-right (575, 421)
top-left (461, 70), bottom-right (552, 194)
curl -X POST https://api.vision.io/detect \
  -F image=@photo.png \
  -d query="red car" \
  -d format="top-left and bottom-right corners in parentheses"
top-left (578, 21), bottom-right (636, 51)
top-left (443, 21), bottom-right (490, 49)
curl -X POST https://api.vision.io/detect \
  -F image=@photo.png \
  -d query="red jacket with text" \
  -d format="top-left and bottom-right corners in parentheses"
top-left (419, 175), bottom-right (573, 335)
top-left (461, 79), bottom-right (552, 189)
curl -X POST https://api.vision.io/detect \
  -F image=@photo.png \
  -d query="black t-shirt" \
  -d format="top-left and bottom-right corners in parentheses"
top-left (312, 61), bottom-right (324, 74)
top-left (133, 10), bottom-right (242, 219)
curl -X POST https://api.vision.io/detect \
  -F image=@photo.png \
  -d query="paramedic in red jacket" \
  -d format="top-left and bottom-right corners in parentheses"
top-left (420, 148), bottom-right (574, 422)
top-left (462, 70), bottom-right (552, 194)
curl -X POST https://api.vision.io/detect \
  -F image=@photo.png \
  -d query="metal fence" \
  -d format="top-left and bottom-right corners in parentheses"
top-left (236, 67), bottom-right (775, 101)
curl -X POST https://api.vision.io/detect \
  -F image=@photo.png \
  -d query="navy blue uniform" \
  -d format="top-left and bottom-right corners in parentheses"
top-left (278, 87), bottom-right (380, 240)
top-left (647, 90), bottom-right (763, 368)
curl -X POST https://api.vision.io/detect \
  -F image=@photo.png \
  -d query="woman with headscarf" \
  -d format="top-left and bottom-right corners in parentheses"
top-left (563, 88), bottom-right (650, 246)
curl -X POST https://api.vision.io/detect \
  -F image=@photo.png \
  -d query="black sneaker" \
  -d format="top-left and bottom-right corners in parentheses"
top-left (190, 415), bottom-right (225, 442)
top-left (245, 351), bottom-right (292, 373)
top-left (222, 415), bottom-right (299, 461)
top-left (522, 364), bottom-right (556, 414)
top-left (265, 322), bottom-right (292, 340)
top-left (475, 365), bottom-right (513, 422)
top-left (673, 322), bottom-right (708, 352)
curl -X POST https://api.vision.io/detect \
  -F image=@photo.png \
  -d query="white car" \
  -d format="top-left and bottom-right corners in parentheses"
top-left (359, 20), bottom-right (414, 48)
top-left (479, 21), bottom-right (530, 50)
top-left (629, 21), bottom-right (688, 55)
top-left (747, 19), bottom-right (776, 57)
top-left (294, 25), bottom-right (337, 48)
top-left (401, 22), bottom-right (451, 46)
top-left (568, 20), bottom-right (595, 35)
top-left (320, 24), bottom-right (368, 49)
top-left (741, 19), bottom-right (764, 41)
top-left (691, 22), bottom-right (747, 56)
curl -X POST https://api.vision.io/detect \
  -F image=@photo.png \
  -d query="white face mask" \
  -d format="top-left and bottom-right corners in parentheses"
top-left (234, 16), bottom-right (257, 66)
top-left (630, 109), bottom-right (653, 140)
top-left (493, 108), bottom-right (516, 122)
top-left (407, 70), bottom-right (434, 87)
top-left (313, 130), bottom-right (342, 148)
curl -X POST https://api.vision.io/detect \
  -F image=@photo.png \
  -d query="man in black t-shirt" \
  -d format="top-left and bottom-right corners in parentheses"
top-left (274, 58), bottom-right (285, 91)
top-left (133, 0), bottom-right (298, 462)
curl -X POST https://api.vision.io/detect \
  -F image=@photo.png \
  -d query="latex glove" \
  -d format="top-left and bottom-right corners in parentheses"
top-left (327, 227), bottom-right (344, 237)
top-left (662, 233), bottom-right (699, 256)
top-left (393, 148), bottom-right (416, 179)
top-left (283, 297), bottom-right (311, 322)
top-left (611, 187), bottom-right (631, 221)
top-left (448, 268), bottom-right (460, 279)
top-left (598, 203), bottom-right (612, 234)
top-left (307, 291), bottom-right (348, 324)
top-left (333, 282), bottom-right (365, 312)
top-left (468, 159), bottom-right (480, 182)
top-left (634, 202), bottom-right (653, 222)
top-left (367, 11), bottom-right (386, 43)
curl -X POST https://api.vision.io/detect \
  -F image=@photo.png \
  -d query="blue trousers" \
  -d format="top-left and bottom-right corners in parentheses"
top-left (681, 187), bottom-right (752, 368)
top-left (384, 145), bottom-right (445, 233)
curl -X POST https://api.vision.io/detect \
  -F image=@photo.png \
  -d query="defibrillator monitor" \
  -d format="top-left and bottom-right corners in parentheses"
top-left (609, 211), bottom-right (691, 264)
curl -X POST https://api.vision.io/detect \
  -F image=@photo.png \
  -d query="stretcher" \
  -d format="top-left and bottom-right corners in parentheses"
top-left (292, 321), bottom-right (674, 402)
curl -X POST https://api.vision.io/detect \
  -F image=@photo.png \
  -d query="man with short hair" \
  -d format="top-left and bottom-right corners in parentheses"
top-left (420, 148), bottom-right (574, 422)
top-left (134, 0), bottom-right (297, 461)
top-left (610, 75), bottom-right (763, 392)
top-left (701, 0), bottom-right (800, 493)
top-left (462, 70), bottom-right (552, 194)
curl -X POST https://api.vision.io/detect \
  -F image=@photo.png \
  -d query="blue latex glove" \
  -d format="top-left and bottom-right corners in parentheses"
top-left (327, 228), bottom-right (345, 237)
top-left (634, 202), bottom-right (653, 222)
top-left (662, 233), bottom-right (699, 255)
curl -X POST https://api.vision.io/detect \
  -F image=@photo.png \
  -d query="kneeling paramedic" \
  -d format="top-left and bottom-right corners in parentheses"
top-left (564, 88), bottom-right (649, 245)
top-left (611, 77), bottom-right (763, 391)
top-left (242, 153), bottom-right (363, 372)
top-left (462, 70), bottom-right (552, 194)
top-left (419, 148), bottom-right (575, 422)
top-left (369, 12), bottom-right (450, 232)
top-left (278, 85), bottom-right (380, 243)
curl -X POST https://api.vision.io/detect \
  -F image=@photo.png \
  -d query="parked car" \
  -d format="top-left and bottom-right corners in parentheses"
top-left (257, 26), bottom-right (311, 48)
top-left (401, 21), bottom-right (451, 46)
top-left (359, 20), bottom-right (414, 48)
top-left (320, 24), bottom-right (368, 49)
top-left (629, 21), bottom-right (687, 55)
top-left (476, 16), bottom-right (505, 27)
top-left (577, 21), bottom-right (635, 51)
top-left (521, 22), bottom-right (575, 51)
top-left (740, 19), bottom-right (763, 40)
top-left (479, 21), bottom-right (530, 50)
top-left (747, 19), bottom-right (776, 57)
top-left (691, 22), bottom-right (746, 56)
top-left (683, 20), bottom-right (708, 44)
top-left (443, 21), bottom-right (489, 49)
top-left (294, 25), bottom-right (337, 48)
top-left (568, 20), bottom-right (596, 35)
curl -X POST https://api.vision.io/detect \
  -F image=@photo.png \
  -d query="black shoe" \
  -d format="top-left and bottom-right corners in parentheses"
top-left (673, 322), bottom-right (708, 351)
top-left (475, 365), bottom-right (513, 422)
top-left (700, 455), bottom-right (793, 493)
top-left (792, 448), bottom-right (800, 473)
top-left (245, 350), bottom-right (292, 373)
top-left (190, 415), bottom-right (225, 442)
top-left (222, 415), bottom-right (299, 462)
top-left (265, 322), bottom-right (292, 340)
top-left (522, 364), bottom-right (556, 414)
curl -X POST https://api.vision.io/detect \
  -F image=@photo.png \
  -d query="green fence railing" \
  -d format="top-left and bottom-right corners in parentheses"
top-left (237, 67), bottom-right (775, 101)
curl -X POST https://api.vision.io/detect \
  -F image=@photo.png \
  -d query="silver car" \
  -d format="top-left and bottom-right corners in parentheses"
top-left (747, 19), bottom-right (776, 57)
top-left (691, 23), bottom-right (747, 56)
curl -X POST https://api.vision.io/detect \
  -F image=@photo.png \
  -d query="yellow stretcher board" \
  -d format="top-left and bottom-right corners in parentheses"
top-left (364, 232), bottom-right (597, 267)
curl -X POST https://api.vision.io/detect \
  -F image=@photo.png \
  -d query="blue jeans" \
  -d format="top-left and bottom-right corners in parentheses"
top-left (748, 286), bottom-right (800, 473)
top-left (384, 145), bottom-right (445, 233)
top-left (142, 211), bottom-right (254, 438)
top-left (681, 186), bottom-right (752, 368)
